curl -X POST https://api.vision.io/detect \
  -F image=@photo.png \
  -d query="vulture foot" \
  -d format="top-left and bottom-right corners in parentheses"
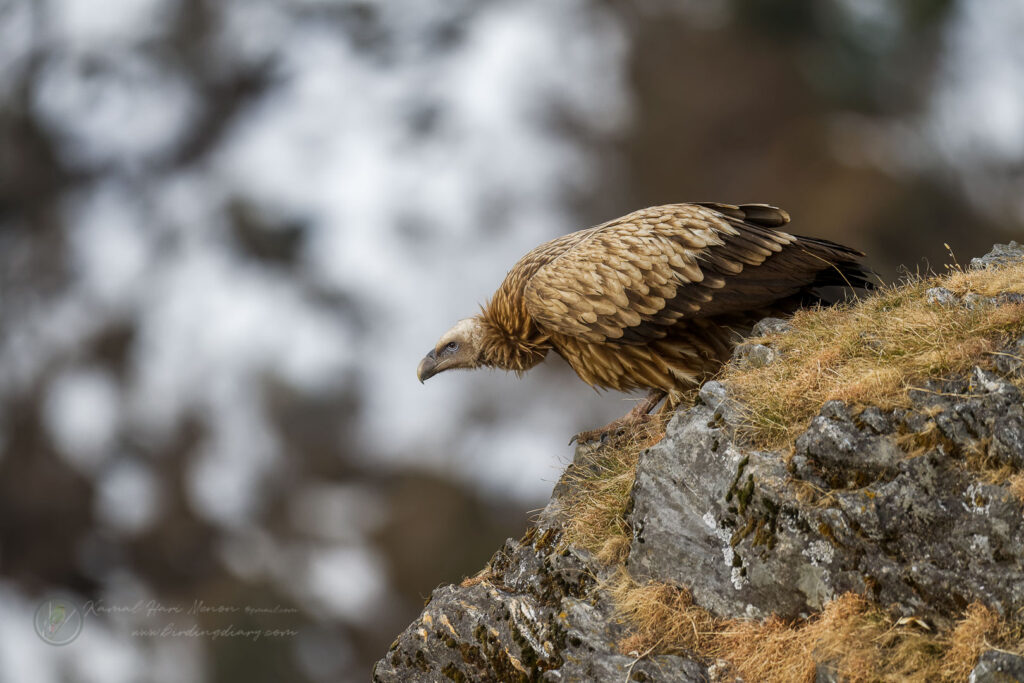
top-left (569, 390), bottom-right (667, 445)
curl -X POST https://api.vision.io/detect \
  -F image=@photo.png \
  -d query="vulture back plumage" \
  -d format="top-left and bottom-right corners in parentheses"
top-left (418, 202), bottom-right (872, 439)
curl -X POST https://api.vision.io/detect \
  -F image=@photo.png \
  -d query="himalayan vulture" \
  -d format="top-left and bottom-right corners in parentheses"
top-left (417, 202), bottom-right (872, 442)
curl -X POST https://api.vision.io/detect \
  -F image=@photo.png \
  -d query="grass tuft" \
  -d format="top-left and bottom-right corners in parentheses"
top-left (1009, 473), bottom-right (1024, 503)
top-left (722, 263), bottom-right (1024, 450)
top-left (558, 414), bottom-right (669, 563)
top-left (608, 571), bottom-right (1024, 682)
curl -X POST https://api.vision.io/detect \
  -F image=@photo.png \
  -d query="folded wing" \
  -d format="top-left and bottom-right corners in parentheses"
top-left (522, 203), bottom-right (870, 345)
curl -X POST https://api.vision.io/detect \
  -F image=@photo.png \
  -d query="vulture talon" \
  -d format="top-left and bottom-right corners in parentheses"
top-left (571, 412), bottom-right (659, 446)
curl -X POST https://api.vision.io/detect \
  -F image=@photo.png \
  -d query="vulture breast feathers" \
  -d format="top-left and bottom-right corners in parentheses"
top-left (417, 202), bottom-right (871, 409)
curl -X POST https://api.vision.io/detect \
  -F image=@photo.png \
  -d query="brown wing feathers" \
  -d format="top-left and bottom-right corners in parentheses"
top-left (475, 202), bottom-right (870, 394)
top-left (693, 201), bottom-right (791, 228)
top-left (521, 203), bottom-right (869, 350)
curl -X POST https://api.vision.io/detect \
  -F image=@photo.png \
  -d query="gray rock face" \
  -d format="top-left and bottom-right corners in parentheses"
top-left (970, 241), bottom-right (1024, 270)
top-left (731, 318), bottom-right (793, 369)
top-left (926, 286), bottom-right (958, 306)
top-left (750, 317), bottom-right (795, 337)
top-left (629, 361), bottom-right (1024, 626)
top-left (925, 284), bottom-right (1024, 310)
top-left (970, 650), bottom-right (1024, 683)
top-left (376, 243), bottom-right (1024, 679)
top-left (373, 500), bottom-right (709, 682)
top-left (731, 342), bottom-right (777, 368)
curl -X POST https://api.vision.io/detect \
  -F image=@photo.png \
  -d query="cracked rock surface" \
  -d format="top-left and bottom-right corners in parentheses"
top-left (372, 523), bottom-right (709, 682)
top-left (628, 367), bottom-right (1024, 629)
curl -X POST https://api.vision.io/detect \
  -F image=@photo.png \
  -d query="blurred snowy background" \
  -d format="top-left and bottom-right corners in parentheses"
top-left (0, 0), bottom-right (1021, 680)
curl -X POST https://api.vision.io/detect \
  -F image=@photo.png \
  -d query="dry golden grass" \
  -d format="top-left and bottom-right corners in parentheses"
top-left (558, 413), bottom-right (669, 564)
top-left (945, 262), bottom-right (1024, 297)
top-left (722, 262), bottom-right (1024, 449)
top-left (609, 571), bottom-right (1024, 682)
top-left (1009, 472), bottom-right (1024, 503)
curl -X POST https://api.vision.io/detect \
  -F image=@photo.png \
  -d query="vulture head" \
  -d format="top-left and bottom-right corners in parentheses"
top-left (417, 317), bottom-right (485, 383)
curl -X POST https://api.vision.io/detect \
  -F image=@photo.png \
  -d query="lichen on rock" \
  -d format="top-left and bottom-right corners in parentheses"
top-left (372, 511), bottom-right (709, 681)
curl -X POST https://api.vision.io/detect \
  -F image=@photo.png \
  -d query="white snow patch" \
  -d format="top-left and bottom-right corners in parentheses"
top-left (288, 484), bottom-right (389, 543)
top-left (32, 52), bottom-right (198, 168)
top-left (42, 367), bottom-right (120, 472)
top-left (303, 545), bottom-right (388, 621)
top-left (65, 183), bottom-right (153, 309)
top-left (95, 460), bottom-right (163, 536)
top-left (43, 0), bottom-right (176, 50)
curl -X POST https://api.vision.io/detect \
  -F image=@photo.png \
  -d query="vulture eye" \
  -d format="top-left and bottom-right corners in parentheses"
top-left (444, 341), bottom-right (459, 353)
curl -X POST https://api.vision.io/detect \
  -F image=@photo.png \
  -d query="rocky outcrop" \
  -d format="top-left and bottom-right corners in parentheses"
top-left (374, 244), bottom-right (1024, 682)
top-left (372, 528), bottom-right (708, 682)
top-left (629, 369), bottom-right (1024, 629)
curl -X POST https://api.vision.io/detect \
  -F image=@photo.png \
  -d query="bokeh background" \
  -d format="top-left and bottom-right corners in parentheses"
top-left (1, 0), bottom-right (1022, 680)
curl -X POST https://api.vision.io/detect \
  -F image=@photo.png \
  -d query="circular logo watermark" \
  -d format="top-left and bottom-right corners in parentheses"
top-left (34, 597), bottom-right (83, 645)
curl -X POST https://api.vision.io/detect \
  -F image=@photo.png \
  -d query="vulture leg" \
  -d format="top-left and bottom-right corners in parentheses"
top-left (659, 391), bottom-right (684, 416)
top-left (570, 389), bottom-right (667, 445)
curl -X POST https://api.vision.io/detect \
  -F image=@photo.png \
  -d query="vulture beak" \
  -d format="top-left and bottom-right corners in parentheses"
top-left (417, 349), bottom-right (439, 383)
